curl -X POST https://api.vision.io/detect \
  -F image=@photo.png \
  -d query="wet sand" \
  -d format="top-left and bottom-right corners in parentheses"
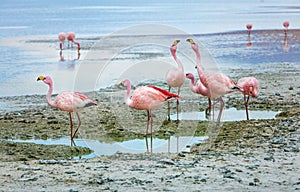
top-left (0, 30), bottom-right (300, 191)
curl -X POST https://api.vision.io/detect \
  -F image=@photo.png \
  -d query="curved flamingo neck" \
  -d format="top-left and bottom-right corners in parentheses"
top-left (124, 82), bottom-right (133, 107)
top-left (73, 41), bottom-right (80, 50)
top-left (171, 47), bottom-right (183, 71)
top-left (45, 81), bottom-right (56, 108)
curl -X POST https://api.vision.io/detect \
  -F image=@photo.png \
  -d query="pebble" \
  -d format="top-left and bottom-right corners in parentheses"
top-left (158, 159), bottom-right (176, 165)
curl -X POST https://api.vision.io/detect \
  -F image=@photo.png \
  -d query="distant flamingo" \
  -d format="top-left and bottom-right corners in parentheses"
top-left (37, 76), bottom-right (97, 146)
top-left (58, 32), bottom-right (66, 50)
top-left (236, 77), bottom-right (259, 120)
top-left (283, 21), bottom-right (289, 35)
top-left (246, 23), bottom-right (252, 36)
top-left (187, 38), bottom-right (239, 122)
top-left (185, 73), bottom-right (211, 116)
top-left (122, 79), bottom-right (180, 135)
top-left (166, 40), bottom-right (185, 120)
top-left (66, 32), bottom-right (81, 52)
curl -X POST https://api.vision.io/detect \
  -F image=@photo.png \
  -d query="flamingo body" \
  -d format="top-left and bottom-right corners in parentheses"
top-left (237, 77), bottom-right (259, 120)
top-left (187, 38), bottom-right (238, 122)
top-left (122, 79), bottom-right (179, 135)
top-left (66, 32), bottom-right (81, 51)
top-left (246, 24), bottom-right (252, 35)
top-left (37, 76), bottom-right (97, 145)
top-left (58, 32), bottom-right (66, 50)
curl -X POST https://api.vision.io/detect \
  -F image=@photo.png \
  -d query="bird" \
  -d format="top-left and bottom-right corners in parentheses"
top-left (58, 32), bottom-right (66, 50)
top-left (283, 21), bottom-right (289, 35)
top-left (236, 77), bottom-right (259, 120)
top-left (121, 79), bottom-right (180, 135)
top-left (37, 76), bottom-right (97, 146)
top-left (185, 73), bottom-right (211, 117)
top-left (246, 24), bottom-right (252, 36)
top-left (66, 32), bottom-right (81, 52)
top-left (186, 38), bottom-right (239, 122)
top-left (166, 40), bottom-right (185, 120)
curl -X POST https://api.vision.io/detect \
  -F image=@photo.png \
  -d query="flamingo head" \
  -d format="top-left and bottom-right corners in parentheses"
top-left (170, 40), bottom-right (180, 51)
top-left (240, 77), bottom-right (259, 98)
top-left (185, 73), bottom-right (194, 80)
top-left (186, 38), bottom-right (199, 53)
top-left (37, 76), bottom-right (53, 86)
top-left (121, 79), bottom-right (131, 88)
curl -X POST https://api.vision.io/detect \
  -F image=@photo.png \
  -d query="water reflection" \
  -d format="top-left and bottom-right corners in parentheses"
top-left (283, 34), bottom-right (289, 52)
top-left (170, 108), bottom-right (279, 121)
top-left (59, 50), bottom-right (81, 69)
top-left (10, 135), bottom-right (208, 158)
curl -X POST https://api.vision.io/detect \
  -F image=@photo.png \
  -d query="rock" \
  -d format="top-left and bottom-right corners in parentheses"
top-left (284, 146), bottom-right (300, 152)
top-left (158, 159), bottom-right (176, 165)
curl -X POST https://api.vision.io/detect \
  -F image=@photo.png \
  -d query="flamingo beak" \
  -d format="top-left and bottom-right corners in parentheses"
top-left (186, 38), bottom-right (195, 44)
top-left (37, 76), bottom-right (45, 81)
top-left (172, 40), bottom-right (180, 46)
top-left (249, 86), bottom-right (253, 95)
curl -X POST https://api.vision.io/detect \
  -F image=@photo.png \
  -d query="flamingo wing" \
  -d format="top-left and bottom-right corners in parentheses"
top-left (54, 91), bottom-right (96, 112)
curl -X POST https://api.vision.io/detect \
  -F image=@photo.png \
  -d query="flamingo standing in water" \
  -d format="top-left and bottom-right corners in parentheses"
top-left (187, 38), bottom-right (239, 122)
top-left (166, 40), bottom-right (185, 120)
top-left (185, 73), bottom-right (211, 116)
top-left (246, 23), bottom-right (252, 36)
top-left (283, 21), bottom-right (289, 35)
top-left (37, 76), bottom-right (97, 146)
top-left (121, 79), bottom-right (180, 135)
top-left (236, 77), bottom-right (259, 120)
top-left (58, 32), bottom-right (66, 50)
top-left (66, 32), bottom-right (81, 52)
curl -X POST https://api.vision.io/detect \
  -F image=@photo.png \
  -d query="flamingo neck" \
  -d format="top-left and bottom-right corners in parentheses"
top-left (172, 49), bottom-right (184, 71)
top-left (188, 77), bottom-right (196, 92)
top-left (46, 82), bottom-right (56, 108)
top-left (73, 41), bottom-right (80, 50)
top-left (125, 82), bottom-right (133, 107)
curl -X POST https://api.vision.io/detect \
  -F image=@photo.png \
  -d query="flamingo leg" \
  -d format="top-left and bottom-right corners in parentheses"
top-left (217, 97), bottom-right (224, 123)
top-left (71, 112), bottom-right (81, 142)
top-left (244, 95), bottom-right (250, 120)
top-left (205, 98), bottom-right (212, 118)
top-left (167, 86), bottom-right (171, 120)
top-left (146, 110), bottom-right (150, 135)
top-left (176, 87), bottom-right (180, 121)
top-left (68, 112), bottom-right (76, 146)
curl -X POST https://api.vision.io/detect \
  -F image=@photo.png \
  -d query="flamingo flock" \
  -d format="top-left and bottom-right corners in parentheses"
top-left (40, 20), bottom-right (300, 145)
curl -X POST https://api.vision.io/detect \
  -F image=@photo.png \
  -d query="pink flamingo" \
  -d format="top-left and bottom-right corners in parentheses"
top-left (185, 73), bottom-right (211, 117)
top-left (187, 38), bottom-right (239, 122)
top-left (37, 76), bottom-right (97, 146)
top-left (283, 21), bottom-right (289, 35)
top-left (236, 77), bottom-right (259, 120)
top-left (122, 79), bottom-right (180, 135)
top-left (58, 32), bottom-right (66, 50)
top-left (166, 40), bottom-right (185, 120)
top-left (66, 32), bottom-right (81, 52)
top-left (246, 23), bottom-right (252, 36)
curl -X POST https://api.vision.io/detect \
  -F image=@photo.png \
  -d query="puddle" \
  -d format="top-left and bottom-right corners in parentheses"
top-left (10, 136), bottom-right (208, 158)
top-left (170, 108), bottom-right (280, 121)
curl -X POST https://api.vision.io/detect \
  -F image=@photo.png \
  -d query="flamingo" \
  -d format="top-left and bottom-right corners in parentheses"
top-left (66, 32), bottom-right (81, 52)
top-left (283, 21), bottom-right (289, 35)
top-left (58, 32), bottom-right (66, 50)
top-left (185, 73), bottom-right (211, 117)
top-left (246, 24), bottom-right (252, 36)
top-left (236, 77), bottom-right (259, 120)
top-left (121, 79), bottom-right (180, 135)
top-left (186, 38), bottom-right (239, 122)
top-left (166, 40), bottom-right (185, 120)
top-left (37, 76), bottom-right (97, 146)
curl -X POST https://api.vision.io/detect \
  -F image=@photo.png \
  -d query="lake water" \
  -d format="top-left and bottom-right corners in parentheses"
top-left (0, 0), bottom-right (300, 97)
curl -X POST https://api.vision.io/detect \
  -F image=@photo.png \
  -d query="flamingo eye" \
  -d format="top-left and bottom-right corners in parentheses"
top-left (195, 66), bottom-right (198, 69)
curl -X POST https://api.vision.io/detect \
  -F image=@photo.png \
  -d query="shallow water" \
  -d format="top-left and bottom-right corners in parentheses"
top-left (10, 135), bottom-right (208, 158)
top-left (170, 108), bottom-right (280, 121)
